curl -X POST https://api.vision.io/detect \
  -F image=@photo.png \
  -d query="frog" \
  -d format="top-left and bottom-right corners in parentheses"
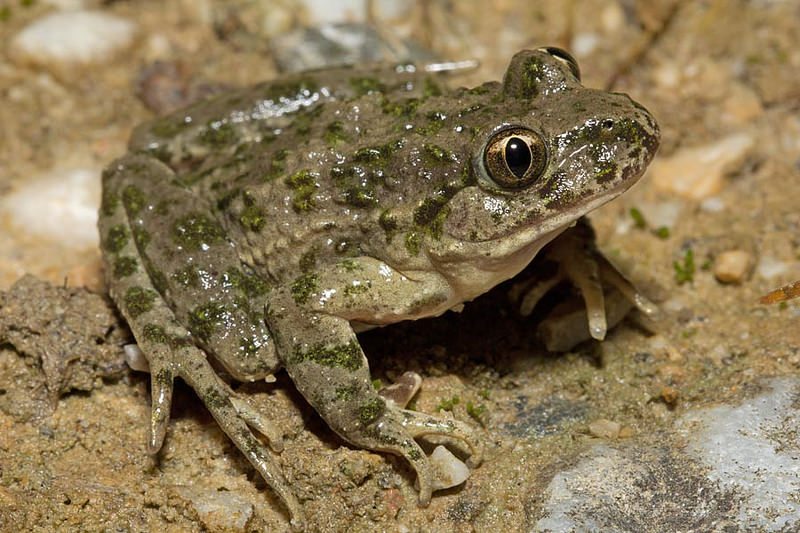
top-left (98, 47), bottom-right (660, 529)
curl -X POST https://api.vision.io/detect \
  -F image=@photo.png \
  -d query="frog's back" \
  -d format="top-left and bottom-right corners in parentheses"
top-left (125, 63), bottom-right (500, 284)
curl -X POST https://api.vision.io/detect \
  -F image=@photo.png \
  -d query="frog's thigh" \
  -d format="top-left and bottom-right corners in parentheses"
top-left (106, 154), bottom-right (279, 381)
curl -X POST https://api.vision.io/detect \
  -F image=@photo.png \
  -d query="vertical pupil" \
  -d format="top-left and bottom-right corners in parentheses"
top-left (504, 137), bottom-right (532, 178)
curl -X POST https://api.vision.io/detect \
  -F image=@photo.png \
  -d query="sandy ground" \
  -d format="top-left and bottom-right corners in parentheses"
top-left (1, 1), bottom-right (799, 532)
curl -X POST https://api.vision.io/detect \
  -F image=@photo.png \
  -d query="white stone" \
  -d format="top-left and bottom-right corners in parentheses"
top-left (649, 133), bottom-right (755, 200)
top-left (713, 250), bottom-right (753, 283)
top-left (680, 379), bottom-right (800, 531)
top-left (12, 10), bottom-right (135, 65)
top-left (757, 256), bottom-right (790, 280)
top-left (0, 168), bottom-right (101, 248)
top-left (429, 445), bottom-right (470, 491)
top-left (123, 344), bottom-right (150, 373)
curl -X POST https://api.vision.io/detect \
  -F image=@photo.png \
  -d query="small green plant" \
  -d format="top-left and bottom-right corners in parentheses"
top-left (674, 248), bottom-right (695, 284)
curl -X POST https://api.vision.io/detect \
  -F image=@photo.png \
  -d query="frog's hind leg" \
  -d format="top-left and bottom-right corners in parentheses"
top-left (99, 155), bottom-right (304, 528)
top-left (268, 300), bottom-right (483, 505)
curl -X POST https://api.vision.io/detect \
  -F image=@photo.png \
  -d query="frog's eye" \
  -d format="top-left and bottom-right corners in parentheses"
top-left (483, 127), bottom-right (547, 189)
top-left (537, 46), bottom-right (581, 81)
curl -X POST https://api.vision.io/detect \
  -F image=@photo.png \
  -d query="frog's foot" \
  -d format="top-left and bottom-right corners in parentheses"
top-left (348, 405), bottom-right (483, 505)
top-left (514, 219), bottom-right (657, 349)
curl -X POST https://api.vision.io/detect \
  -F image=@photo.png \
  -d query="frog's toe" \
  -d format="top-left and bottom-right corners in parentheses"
top-left (229, 395), bottom-right (284, 452)
top-left (397, 408), bottom-right (484, 468)
top-left (145, 353), bottom-right (176, 454)
top-left (595, 253), bottom-right (659, 317)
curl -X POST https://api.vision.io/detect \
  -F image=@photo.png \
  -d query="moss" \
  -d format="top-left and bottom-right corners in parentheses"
top-left (519, 56), bottom-right (546, 99)
top-left (292, 340), bottom-right (363, 371)
top-left (113, 256), bottom-right (138, 278)
top-left (104, 225), bottom-right (129, 253)
top-left (358, 398), bottom-right (385, 424)
top-left (291, 273), bottom-right (319, 305)
top-left (188, 302), bottom-right (226, 341)
top-left (124, 286), bottom-right (156, 318)
top-left (171, 212), bottom-right (224, 251)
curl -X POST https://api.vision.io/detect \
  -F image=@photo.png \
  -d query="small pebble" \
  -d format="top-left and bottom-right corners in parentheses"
top-left (713, 250), bottom-right (753, 284)
top-left (428, 445), bottom-right (470, 491)
top-left (650, 133), bottom-right (755, 200)
top-left (12, 10), bottom-right (135, 66)
top-left (588, 419), bottom-right (621, 439)
top-left (661, 386), bottom-right (680, 405)
top-left (175, 486), bottom-right (253, 532)
top-left (123, 344), bottom-right (149, 373)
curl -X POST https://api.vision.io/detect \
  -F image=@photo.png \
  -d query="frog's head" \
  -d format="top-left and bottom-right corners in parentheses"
top-left (427, 48), bottom-right (660, 299)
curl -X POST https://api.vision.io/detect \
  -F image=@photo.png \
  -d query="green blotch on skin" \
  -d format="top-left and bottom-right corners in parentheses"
top-left (142, 323), bottom-right (168, 344)
top-left (263, 150), bottom-right (290, 182)
top-left (350, 76), bottom-right (385, 97)
top-left (352, 141), bottom-right (401, 166)
top-left (596, 162), bottom-right (618, 184)
top-left (149, 116), bottom-right (189, 139)
top-left (518, 56), bottom-right (546, 99)
top-left (405, 231), bottom-right (421, 256)
top-left (122, 185), bottom-right (147, 216)
top-left (381, 97), bottom-right (420, 117)
top-left (243, 274), bottom-right (269, 297)
top-left (358, 398), bottom-right (385, 424)
top-left (172, 266), bottom-right (200, 287)
top-left (132, 226), bottom-right (151, 249)
top-left (343, 187), bottom-right (377, 208)
top-left (171, 212), bottom-right (224, 251)
top-left (408, 292), bottom-right (448, 315)
top-left (124, 286), bottom-right (155, 318)
top-left (285, 170), bottom-right (319, 212)
top-left (292, 340), bottom-right (363, 371)
top-left (188, 302), bottom-right (226, 341)
top-left (239, 191), bottom-right (266, 232)
top-left (422, 144), bottom-right (457, 165)
top-left (343, 282), bottom-right (370, 297)
top-left (324, 121), bottom-right (348, 147)
top-left (338, 259), bottom-right (360, 272)
top-left (104, 225), bottom-right (129, 253)
top-left (239, 337), bottom-right (258, 358)
top-left (379, 210), bottom-right (398, 238)
top-left (113, 256), bottom-right (138, 278)
top-left (216, 188), bottom-right (241, 211)
top-left (101, 188), bottom-right (119, 217)
top-left (422, 76), bottom-right (442, 98)
top-left (299, 249), bottom-right (316, 272)
top-left (335, 384), bottom-right (358, 401)
top-left (291, 272), bottom-right (318, 305)
top-left (198, 120), bottom-right (237, 148)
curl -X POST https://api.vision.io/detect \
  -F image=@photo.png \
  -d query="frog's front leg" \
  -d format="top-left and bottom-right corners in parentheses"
top-left (513, 218), bottom-right (657, 351)
top-left (267, 257), bottom-right (483, 505)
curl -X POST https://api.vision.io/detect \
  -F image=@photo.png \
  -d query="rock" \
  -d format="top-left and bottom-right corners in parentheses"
top-left (713, 249), bottom-right (753, 283)
top-left (587, 419), bottom-right (621, 439)
top-left (11, 10), bottom-right (135, 67)
top-left (174, 485), bottom-right (254, 532)
top-left (649, 133), bottom-right (755, 200)
top-left (0, 168), bottom-right (100, 248)
top-left (429, 445), bottom-right (470, 491)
